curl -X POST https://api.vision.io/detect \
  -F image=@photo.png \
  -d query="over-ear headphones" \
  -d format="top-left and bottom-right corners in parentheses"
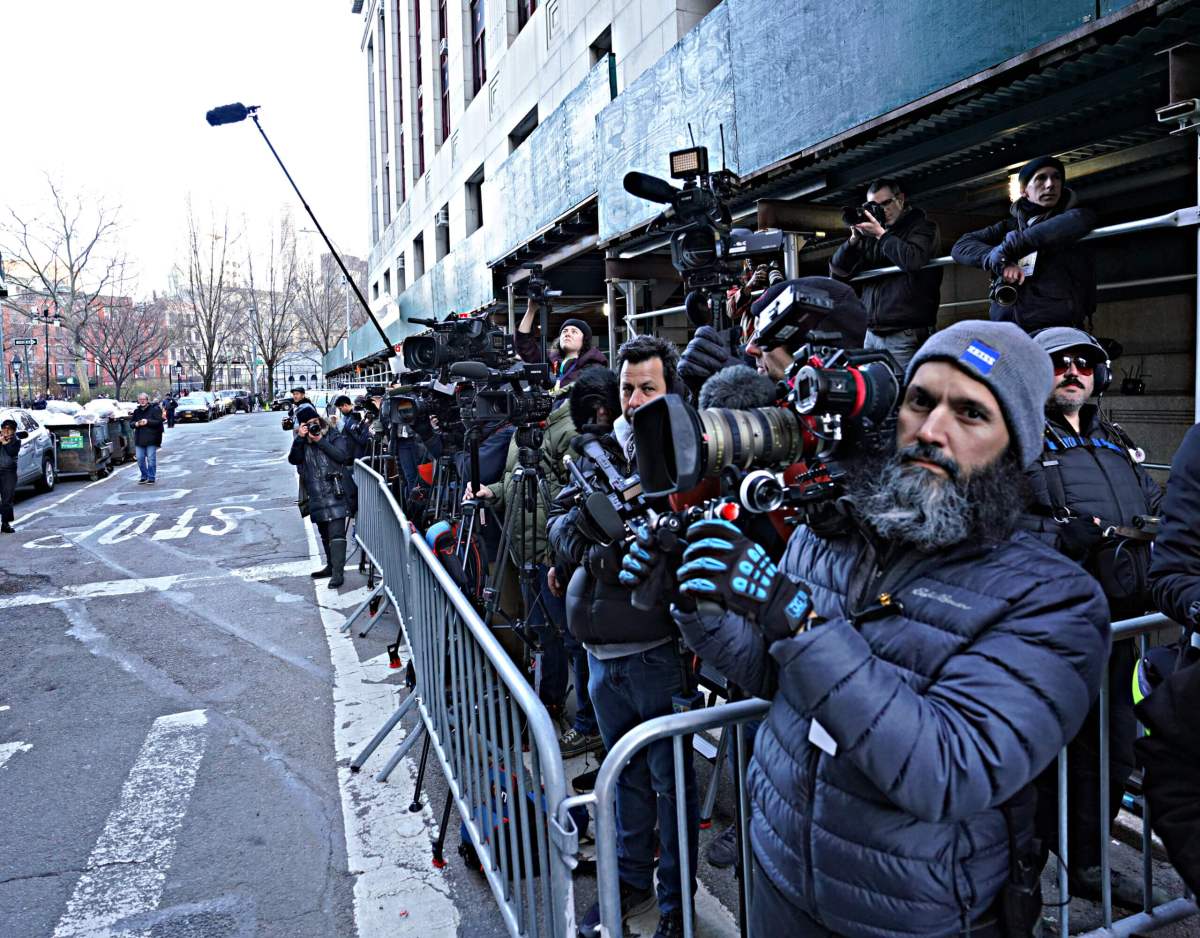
top-left (1031, 327), bottom-right (1112, 395)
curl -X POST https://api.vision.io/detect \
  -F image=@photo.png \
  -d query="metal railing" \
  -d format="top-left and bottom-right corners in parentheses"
top-left (350, 459), bottom-right (576, 938)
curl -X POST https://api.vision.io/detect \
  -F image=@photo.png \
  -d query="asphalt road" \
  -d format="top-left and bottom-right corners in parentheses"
top-left (0, 413), bottom-right (508, 938)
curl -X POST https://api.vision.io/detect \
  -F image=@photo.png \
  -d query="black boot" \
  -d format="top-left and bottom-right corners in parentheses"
top-left (327, 538), bottom-right (347, 588)
top-left (310, 563), bottom-right (332, 579)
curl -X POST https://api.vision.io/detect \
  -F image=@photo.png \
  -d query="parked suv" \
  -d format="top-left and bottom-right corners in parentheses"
top-left (0, 407), bottom-right (56, 492)
top-left (218, 389), bottom-right (251, 413)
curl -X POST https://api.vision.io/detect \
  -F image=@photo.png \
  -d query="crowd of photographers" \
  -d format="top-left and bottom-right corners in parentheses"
top-left (282, 153), bottom-right (1200, 937)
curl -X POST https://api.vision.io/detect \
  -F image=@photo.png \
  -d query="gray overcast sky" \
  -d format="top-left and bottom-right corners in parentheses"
top-left (3, 0), bottom-right (369, 295)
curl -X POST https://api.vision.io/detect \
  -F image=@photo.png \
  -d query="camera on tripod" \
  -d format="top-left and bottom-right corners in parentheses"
top-left (453, 360), bottom-right (556, 428)
top-left (403, 310), bottom-right (514, 372)
top-left (624, 145), bottom-right (784, 327)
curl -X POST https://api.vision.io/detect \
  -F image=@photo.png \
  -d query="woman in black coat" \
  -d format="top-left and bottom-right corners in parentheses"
top-left (289, 412), bottom-right (353, 588)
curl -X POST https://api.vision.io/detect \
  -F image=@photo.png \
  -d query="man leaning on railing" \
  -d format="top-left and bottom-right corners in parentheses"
top-left (624, 322), bottom-right (1109, 937)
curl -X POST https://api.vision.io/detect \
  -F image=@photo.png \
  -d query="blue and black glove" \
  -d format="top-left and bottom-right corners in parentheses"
top-left (618, 523), bottom-right (662, 589)
top-left (676, 519), bottom-right (813, 643)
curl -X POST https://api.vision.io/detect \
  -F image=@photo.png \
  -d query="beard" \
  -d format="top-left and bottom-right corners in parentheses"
top-left (848, 442), bottom-right (1029, 551)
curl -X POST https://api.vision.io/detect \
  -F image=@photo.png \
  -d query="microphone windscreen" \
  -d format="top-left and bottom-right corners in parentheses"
top-left (622, 172), bottom-right (679, 204)
top-left (449, 361), bottom-right (490, 380)
top-left (684, 290), bottom-right (712, 328)
top-left (698, 365), bottom-right (779, 410)
top-left (205, 103), bottom-right (249, 126)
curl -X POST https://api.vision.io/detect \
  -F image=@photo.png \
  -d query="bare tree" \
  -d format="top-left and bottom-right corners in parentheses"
top-left (78, 296), bottom-right (169, 400)
top-left (175, 204), bottom-right (239, 391)
top-left (294, 256), bottom-right (349, 360)
top-left (0, 176), bottom-right (123, 402)
top-left (244, 216), bottom-right (300, 401)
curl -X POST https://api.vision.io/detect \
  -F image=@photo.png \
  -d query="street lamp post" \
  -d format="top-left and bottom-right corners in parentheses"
top-left (173, 361), bottom-right (183, 396)
top-left (37, 306), bottom-right (62, 396)
top-left (11, 356), bottom-right (22, 408)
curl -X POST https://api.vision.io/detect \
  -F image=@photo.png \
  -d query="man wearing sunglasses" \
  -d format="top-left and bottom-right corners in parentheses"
top-left (830, 177), bottom-right (943, 371)
top-left (1026, 326), bottom-right (1166, 910)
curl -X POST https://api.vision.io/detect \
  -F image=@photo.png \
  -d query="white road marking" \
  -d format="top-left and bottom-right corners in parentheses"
top-left (101, 488), bottom-right (191, 506)
top-left (51, 710), bottom-right (208, 938)
top-left (0, 741), bottom-right (32, 769)
top-left (0, 560), bottom-right (316, 611)
top-left (198, 505), bottom-right (255, 536)
top-left (151, 507), bottom-right (197, 541)
top-left (11, 465), bottom-right (134, 528)
top-left (303, 521), bottom-right (460, 938)
top-left (97, 513), bottom-right (159, 545)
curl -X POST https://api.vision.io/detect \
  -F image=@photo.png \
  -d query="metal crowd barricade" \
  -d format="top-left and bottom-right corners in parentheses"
top-left (349, 459), bottom-right (576, 938)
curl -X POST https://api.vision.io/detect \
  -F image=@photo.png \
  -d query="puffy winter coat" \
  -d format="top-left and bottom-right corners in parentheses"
top-left (951, 190), bottom-right (1097, 331)
top-left (829, 207), bottom-right (943, 331)
top-left (1149, 423), bottom-right (1200, 626)
top-left (289, 431), bottom-right (353, 524)
top-left (488, 399), bottom-right (576, 567)
top-left (547, 431), bottom-right (675, 645)
top-left (674, 520), bottom-right (1109, 938)
top-left (1135, 660), bottom-right (1200, 897)
top-left (130, 403), bottom-right (165, 447)
top-left (515, 331), bottom-right (609, 394)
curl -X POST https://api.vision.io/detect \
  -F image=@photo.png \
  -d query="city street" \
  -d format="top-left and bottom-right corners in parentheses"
top-left (0, 413), bottom-right (486, 938)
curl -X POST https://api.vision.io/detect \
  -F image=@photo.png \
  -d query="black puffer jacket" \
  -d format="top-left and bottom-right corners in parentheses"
top-left (0, 437), bottom-right (19, 473)
top-left (546, 431), bottom-right (674, 645)
top-left (951, 190), bottom-right (1097, 331)
top-left (1027, 405), bottom-right (1162, 616)
top-left (130, 403), bottom-right (164, 447)
top-left (674, 519), bottom-right (1109, 938)
top-left (829, 207), bottom-right (942, 331)
top-left (1150, 423), bottom-right (1200, 626)
top-left (289, 431), bottom-right (353, 524)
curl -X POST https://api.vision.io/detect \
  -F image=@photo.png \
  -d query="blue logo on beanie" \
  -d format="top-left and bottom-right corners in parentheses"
top-left (961, 340), bottom-right (999, 376)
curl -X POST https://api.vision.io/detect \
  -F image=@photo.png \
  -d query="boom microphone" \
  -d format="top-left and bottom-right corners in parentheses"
top-left (205, 103), bottom-right (253, 126)
top-left (623, 172), bottom-right (680, 205)
top-left (698, 365), bottom-right (780, 410)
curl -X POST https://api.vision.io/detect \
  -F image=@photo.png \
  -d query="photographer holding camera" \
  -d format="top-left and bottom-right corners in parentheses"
top-left (548, 336), bottom-right (698, 938)
top-left (624, 321), bottom-right (1109, 936)
top-left (829, 178), bottom-right (942, 372)
top-left (290, 406), bottom-right (354, 589)
top-left (516, 299), bottom-right (608, 395)
top-left (334, 395), bottom-right (372, 462)
top-left (1023, 327), bottom-right (1165, 908)
top-left (952, 156), bottom-right (1097, 332)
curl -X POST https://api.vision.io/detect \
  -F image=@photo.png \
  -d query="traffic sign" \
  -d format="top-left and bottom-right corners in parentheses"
top-left (13, 337), bottom-right (37, 347)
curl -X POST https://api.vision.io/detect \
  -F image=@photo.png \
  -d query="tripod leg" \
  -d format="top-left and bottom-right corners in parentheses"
top-left (432, 792), bottom-right (456, 868)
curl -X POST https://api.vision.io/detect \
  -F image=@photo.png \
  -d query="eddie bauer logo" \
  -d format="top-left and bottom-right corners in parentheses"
top-left (911, 587), bottom-right (970, 610)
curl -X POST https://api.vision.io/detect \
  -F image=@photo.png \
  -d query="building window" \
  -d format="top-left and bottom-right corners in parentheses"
top-left (508, 106), bottom-right (537, 152)
top-left (435, 204), bottom-right (450, 260)
top-left (382, 165), bottom-right (392, 227)
top-left (517, 0), bottom-right (536, 31)
top-left (367, 40), bottom-right (380, 241)
top-left (392, 0), bottom-right (406, 204)
top-left (413, 0), bottom-right (425, 180)
top-left (470, 0), bottom-right (486, 98)
top-left (378, 10), bottom-right (389, 155)
top-left (413, 234), bottom-right (425, 279)
top-left (465, 165), bottom-right (484, 235)
top-left (437, 0), bottom-right (450, 143)
top-left (384, 268), bottom-right (392, 295)
top-left (373, 280), bottom-right (380, 300)
top-left (589, 24), bottom-right (611, 66)
top-left (396, 253), bottom-right (407, 292)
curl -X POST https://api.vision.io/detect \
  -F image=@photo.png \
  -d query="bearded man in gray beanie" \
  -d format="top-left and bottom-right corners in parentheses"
top-left (622, 320), bottom-right (1110, 937)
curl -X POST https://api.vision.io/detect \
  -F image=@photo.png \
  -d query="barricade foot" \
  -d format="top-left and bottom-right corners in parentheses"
top-left (351, 690), bottom-right (419, 773)
top-left (358, 594), bottom-right (390, 638)
top-left (339, 584), bottom-right (385, 634)
top-left (432, 794), bottom-right (455, 869)
top-left (374, 721), bottom-right (426, 784)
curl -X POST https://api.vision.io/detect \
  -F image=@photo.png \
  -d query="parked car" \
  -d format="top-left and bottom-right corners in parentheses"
top-left (270, 393), bottom-right (290, 412)
top-left (200, 390), bottom-right (225, 417)
top-left (174, 394), bottom-right (214, 422)
top-left (218, 389), bottom-right (250, 413)
top-left (0, 407), bottom-right (56, 492)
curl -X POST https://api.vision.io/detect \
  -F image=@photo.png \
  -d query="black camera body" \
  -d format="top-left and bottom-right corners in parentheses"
top-left (458, 361), bottom-right (555, 428)
top-left (624, 146), bottom-right (783, 327)
top-left (403, 311), bottom-right (514, 372)
top-left (989, 278), bottom-right (1019, 308)
top-left (841, 201), bottom-right (888, 228)
top-left (522, 263), bottom-right (564, 303)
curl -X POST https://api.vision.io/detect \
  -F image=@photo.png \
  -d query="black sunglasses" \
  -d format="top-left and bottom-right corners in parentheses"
top-left (1052, 354), bottom-right (1096, 376)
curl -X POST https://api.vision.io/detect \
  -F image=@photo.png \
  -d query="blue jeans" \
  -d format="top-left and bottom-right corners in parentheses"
top-left (562, 626), bottom-right (597, 736)
top-left (588, 643), bottom-right (699, 913)
top-left (135, 444), bottom-right (157, 481)
top-left (522, 565), bottom-right (568, 711)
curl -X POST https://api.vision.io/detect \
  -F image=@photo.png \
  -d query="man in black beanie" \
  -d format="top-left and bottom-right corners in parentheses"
top-left (952, 155), bottom-right (1098, 332)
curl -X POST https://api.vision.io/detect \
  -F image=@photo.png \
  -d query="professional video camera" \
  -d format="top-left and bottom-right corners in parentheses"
top-left (403, 310), bottom-right (514, 372)
top-left (522, 263), bottom-right (563, 304)
top-left (632, 341), bottom-right (903, 523)
top-left (451, 360), bottom-right (555, 428)
top-left (623, 144), bottom-right (784, 328)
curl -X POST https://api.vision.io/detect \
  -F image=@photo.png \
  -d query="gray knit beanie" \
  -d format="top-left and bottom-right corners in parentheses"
top-left (905, 320), bottom-right (1054, 468)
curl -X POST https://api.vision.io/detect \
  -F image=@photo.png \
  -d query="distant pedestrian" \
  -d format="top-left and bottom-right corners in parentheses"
top-left (131, 393), bottom-right (165, 484)
top-left (164, 394), bottom-right (178, 428)
top-left (0, 418), bottom-right (20, 533)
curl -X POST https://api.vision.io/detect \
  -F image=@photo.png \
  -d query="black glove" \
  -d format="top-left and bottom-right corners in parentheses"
top-left (676, 519), bottom-right (812, 643)
top-left (1055, 513), bottom-right (1105, 561)
top-left (985, 244), bottom-right (1009, 277)
top-left (679, 326), bottom-right (739, 385)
